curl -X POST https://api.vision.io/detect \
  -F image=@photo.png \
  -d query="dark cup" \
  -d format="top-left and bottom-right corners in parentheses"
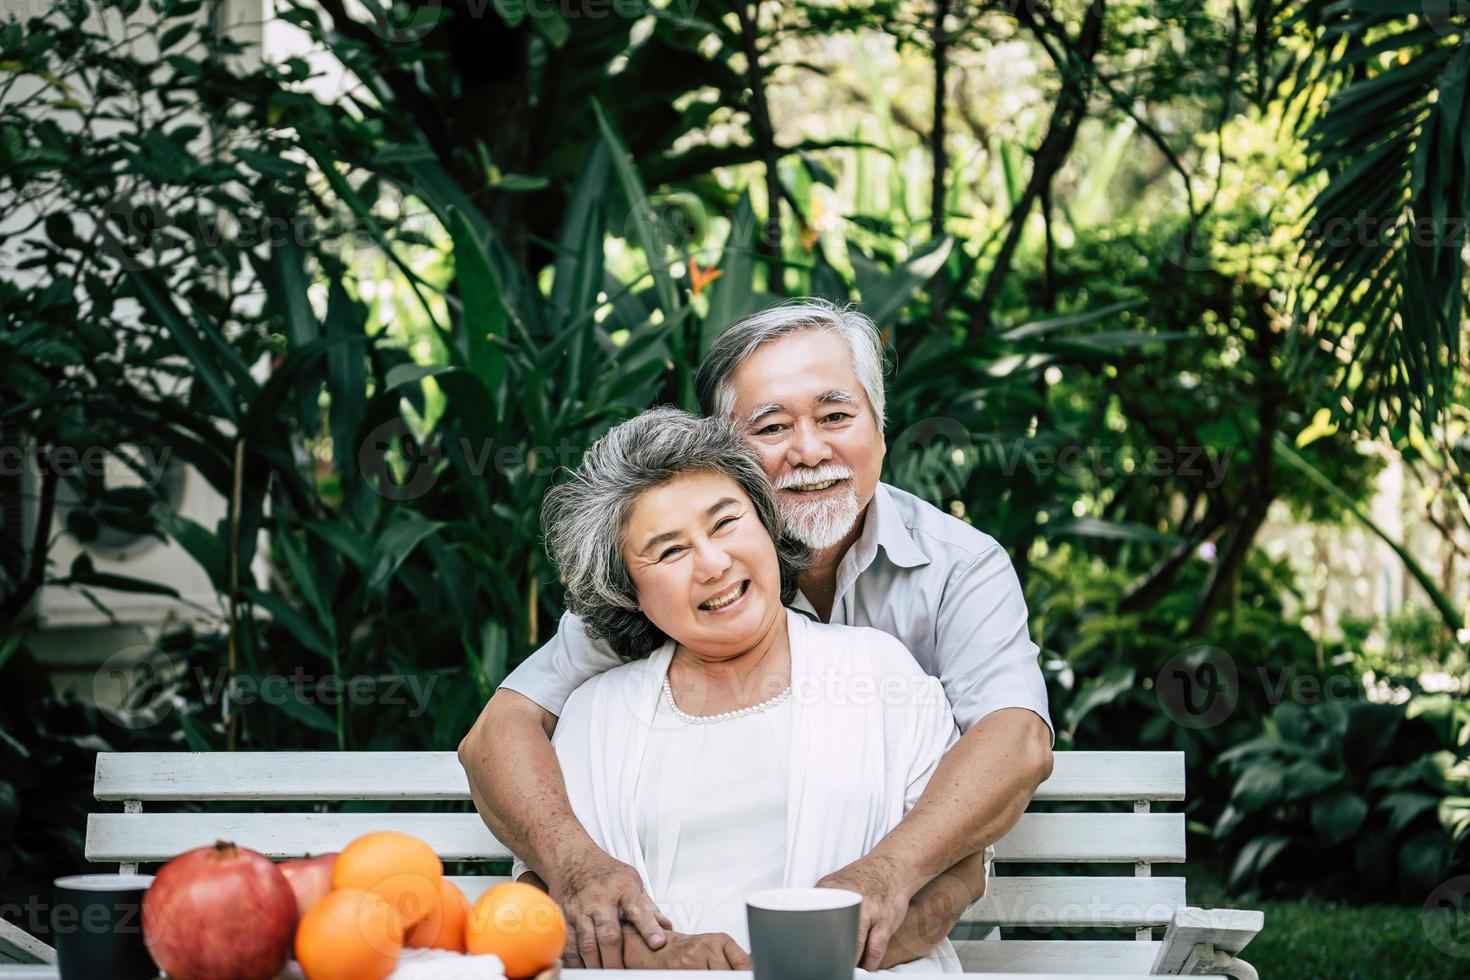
top-left (52, 874), bottom-right (159, 980)
top-left (747, 887), bottom-right (861, 980)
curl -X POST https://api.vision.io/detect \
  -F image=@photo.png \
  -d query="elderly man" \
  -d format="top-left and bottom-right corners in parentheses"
top-left (459, 298), bottom-right (1054, 970)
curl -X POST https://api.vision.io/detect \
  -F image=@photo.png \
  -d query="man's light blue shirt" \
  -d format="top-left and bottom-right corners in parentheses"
top-left (500, 481), bottom-right (1053, 737)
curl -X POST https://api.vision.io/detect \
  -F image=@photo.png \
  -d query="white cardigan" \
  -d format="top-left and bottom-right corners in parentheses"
top-left (525, 610), bottom-right (968, 972)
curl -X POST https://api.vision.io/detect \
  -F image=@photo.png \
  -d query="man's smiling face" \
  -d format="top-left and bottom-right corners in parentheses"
top-left (727, 328), bottom-right (885, 551)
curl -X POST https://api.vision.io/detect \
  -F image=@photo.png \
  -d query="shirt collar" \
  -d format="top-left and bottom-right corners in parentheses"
top-left (848, 482), bottom-right (930, 574)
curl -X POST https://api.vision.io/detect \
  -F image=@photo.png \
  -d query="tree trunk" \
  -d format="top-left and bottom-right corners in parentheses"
top-left (975, 0), bottom-right (1105, 328)
top-left (930, 0), bottom-right (952, 240)
top-left (733, 2), bottom-right (784, 292)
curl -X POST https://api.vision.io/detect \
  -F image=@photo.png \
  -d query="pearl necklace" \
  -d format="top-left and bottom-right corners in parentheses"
top-left (661, 677), bottom-right (792, 725)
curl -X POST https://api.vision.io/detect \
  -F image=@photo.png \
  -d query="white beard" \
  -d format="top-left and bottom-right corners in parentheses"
top-left (780, 484), bottom-right (861, 550)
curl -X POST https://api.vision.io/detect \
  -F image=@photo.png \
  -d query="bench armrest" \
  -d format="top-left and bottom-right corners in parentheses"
top-left (0, 917), bottom-right (56, 965)
top-left (1150, 906), bottom-right (1264, 975)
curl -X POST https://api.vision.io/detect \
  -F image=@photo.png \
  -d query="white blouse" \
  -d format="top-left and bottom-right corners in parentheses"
top-left (527, 610), bottom-right (965, 974)
top-left (633, 682), bottom-right (793, 947)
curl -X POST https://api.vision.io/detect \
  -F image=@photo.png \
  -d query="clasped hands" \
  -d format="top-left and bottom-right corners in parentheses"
top-left (547, 848), bottom-right (938, 971)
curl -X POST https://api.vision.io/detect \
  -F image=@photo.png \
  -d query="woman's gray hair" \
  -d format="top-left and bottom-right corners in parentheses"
top-left (695, 298), bottom-right (888, 426)
top-left (542, 407), bottom-right (810, 660)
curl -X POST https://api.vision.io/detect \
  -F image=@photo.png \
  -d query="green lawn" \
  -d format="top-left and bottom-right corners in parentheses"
top-left (1186, 864), bottom-right (1466, 980)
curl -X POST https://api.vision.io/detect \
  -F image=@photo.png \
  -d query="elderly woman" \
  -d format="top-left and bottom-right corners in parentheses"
top-left (521, 407), bottom-right (969, 972)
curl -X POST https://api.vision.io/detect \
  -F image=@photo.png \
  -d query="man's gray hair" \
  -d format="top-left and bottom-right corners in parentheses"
top-left (695, 298), bottom-right (888, 426)
top-left (542, 407), bottom-right (810, 660)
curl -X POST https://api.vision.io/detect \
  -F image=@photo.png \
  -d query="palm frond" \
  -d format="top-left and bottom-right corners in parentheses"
top-left (1284, 3), bottom-right (1468, 434)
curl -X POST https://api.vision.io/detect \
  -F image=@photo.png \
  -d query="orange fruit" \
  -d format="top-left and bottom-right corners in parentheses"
top-left (333, 831), bottom-right (443, 928)
top-left (295, 888), bottom-right (403, 980)
top-left (465, 882), bottom-right (567, 978)
top-left (405, 877), bottom-right (470, 952)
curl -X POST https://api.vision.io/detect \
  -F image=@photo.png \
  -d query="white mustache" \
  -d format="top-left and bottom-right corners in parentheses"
top-left (774, 465), bottom-right (854, 490)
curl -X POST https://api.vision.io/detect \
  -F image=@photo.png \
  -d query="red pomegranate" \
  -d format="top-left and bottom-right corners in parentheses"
top-left (278, 852), bottom-right (338, 921)
top-left (142, 840), bottom-right (297, 980)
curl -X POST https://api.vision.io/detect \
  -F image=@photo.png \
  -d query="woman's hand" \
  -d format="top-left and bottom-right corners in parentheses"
top-left (621, 927), bottom-right (752, 970)
top-left (550, 850), bottom-right (671, 968)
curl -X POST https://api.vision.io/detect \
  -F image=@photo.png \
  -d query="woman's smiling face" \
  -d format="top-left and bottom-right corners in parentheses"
top-left (621, 470), bottom-right (784, 660)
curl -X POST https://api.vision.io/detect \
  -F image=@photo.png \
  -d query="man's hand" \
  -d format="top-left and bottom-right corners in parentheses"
top-left (550, 850), bottom-right (672, 969)
top-left (815, 852), bottom-right (918, 971)
top-left (621, 926), bottom-right (751, 970)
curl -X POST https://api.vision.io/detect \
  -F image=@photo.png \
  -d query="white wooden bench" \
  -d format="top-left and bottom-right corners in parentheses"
top-left (8, 750), bottom-right (1263, 976)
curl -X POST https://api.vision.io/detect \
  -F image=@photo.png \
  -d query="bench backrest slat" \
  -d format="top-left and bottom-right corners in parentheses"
top-left (85, 810), bottom-right (1185, 864)
top-left (94, 750), bottom-right (1184, 802)
top-left (956, 939), bottom-right (1162, 973)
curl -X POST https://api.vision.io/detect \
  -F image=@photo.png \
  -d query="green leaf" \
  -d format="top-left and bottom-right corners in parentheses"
top-left (265, 690), bottom-right (339, 736)
top-left (860, 236), bottom-right (952, 327)
top-left (64, 567), bottom-right (180, 598)
top-left (1227, 833), bottom-right (1292, 891)
top-left (243, 587), bottom-right (333, 660)
top-left (1044, 518), bottom-right (1181, 546)
top-left (155, 512), bottom-right (227, 592)
top-left (493, 0), bottom-right (526, 27)
top-left (531, 9), bottom-right (570, 46)
top-left (159, 22), bottom-right (191, 52)
top-left (592, 100), bottom-right (682, 319)
top-left (446, 207), bottom-right (509, 403)
top-left (1062, 664), bottom-right (1136, 734)
top-left (367, 144), bottom-right (440, 167)
top-left (702, 191), bottom-right (762, 353)
top-left (1280, 759), bottom-right (1345, 801)
top-left (1310, 790), bottom-right (1368, 845)
top-left (240, 337), bottom-right (361, 443)
top-left (235, 148), bottom-right (304, 179)
top-left (173, 711), bottom-right (214, 752)
top-left (1398, 831), bottom-right (1448, 896)
top-left (494, 173), bottom-right (550, 192)
top-left (127, 272), bottom-right (238, 423)
top-left (275, 522), bottom-right (331, 632)
top-left (306, 520), bottom-right (372, 571)
top-left (999, 299), bottom-right (1147, 341)
top-left (0, 634), bottom-right (22, 675)
top-left (1231, 765), bottom-right (1287, 814)
top-left (366, 514), bottom-right (446, 592)
top-left (44, 213), bottom-right (84, 249)
top-left (1379, 791), bottom-right (1441, 834)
